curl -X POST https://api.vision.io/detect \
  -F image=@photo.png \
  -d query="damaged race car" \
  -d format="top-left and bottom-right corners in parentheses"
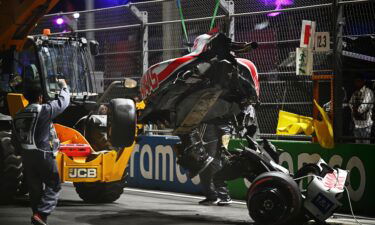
top-left (139, 31), bottom-right (349, 225)
top-left (228, 135), bottom-right (349, 225)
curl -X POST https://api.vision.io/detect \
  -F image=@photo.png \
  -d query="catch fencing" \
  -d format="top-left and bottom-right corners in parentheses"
top-left (33, 0), bottom-right (375, 142)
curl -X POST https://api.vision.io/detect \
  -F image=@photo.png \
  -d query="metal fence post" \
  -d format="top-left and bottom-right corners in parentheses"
top-left (332, 0), bottom-right (344, 143)
top-left (130, 5), bottom-right (148, 75)
top-left (162, 1), bottom-right (181, 60)
top-left (220, 0), bottom-right (235, 41)
top-left (85, 0), bottom-right (95, 65)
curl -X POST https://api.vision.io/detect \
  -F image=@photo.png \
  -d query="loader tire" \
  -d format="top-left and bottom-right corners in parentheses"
top-left (0, 131), bottom-right (23, 204)
top-left (74, 179), bottom-right (126, 203)
top-left (108, 98), bottom-right (136, 148)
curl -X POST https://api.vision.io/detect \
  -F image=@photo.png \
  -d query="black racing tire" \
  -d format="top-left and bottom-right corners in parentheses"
top-left (0, 131), bottom-right (23, 204)
top-left (74, 179), bottom-right (126, 203)
top-left (108, 98), bottom-right (136, 148)
top-left (247, 171), bottom-right (302, 225)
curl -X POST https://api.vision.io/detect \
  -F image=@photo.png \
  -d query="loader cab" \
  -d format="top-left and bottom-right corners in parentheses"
top-left (35, 35), bottom-right (99, 126)
top-left (35, 35), bottom-right (97, 101)
top-left (2, 35), bottom-right (97, 99)
top-left (1, 35), bottom-right (99, 126)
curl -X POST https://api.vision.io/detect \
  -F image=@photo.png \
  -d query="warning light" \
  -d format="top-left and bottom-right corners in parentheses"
top-left (43, 29), bottom-right (51, 36)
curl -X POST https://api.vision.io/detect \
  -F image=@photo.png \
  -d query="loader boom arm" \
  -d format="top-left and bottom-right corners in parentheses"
top-left (0, 0), bottom-right (59, 51)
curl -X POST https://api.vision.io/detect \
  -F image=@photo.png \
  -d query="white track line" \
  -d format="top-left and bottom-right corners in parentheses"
top-left (124, 187), bottom-right (247, 205)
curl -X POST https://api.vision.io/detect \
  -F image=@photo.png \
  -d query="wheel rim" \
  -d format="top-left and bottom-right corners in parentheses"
top-left (249, 188), bottom-right (288, 224)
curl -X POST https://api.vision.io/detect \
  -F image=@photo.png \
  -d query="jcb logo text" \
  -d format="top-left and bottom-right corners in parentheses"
top-left (69, 168), bottom-right (97, 178)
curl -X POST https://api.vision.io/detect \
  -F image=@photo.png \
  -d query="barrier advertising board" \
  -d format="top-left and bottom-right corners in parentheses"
top-left (126, 135), bottom-right (203, 194)
top-left (126, 135), bottom-right (375, 216)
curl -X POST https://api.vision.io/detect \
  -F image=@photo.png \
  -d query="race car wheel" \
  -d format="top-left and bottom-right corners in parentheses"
top-left (247, 171), bottom-right (302, 225)
top-left (0, 131), bottom-right (23, 204)
top-left (74, 179), bottom-right (126, 203)
top-left (108, 98), bottom-right (136, 148)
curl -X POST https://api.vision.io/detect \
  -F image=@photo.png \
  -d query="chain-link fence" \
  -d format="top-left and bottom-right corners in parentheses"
top-left (339, 0), bottom-right (375, 143)
top-left (32, 0), bottom-right (375, 142)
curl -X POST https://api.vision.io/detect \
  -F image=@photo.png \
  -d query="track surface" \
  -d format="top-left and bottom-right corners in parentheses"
top-left (0, 183), bottom-right (374, 225)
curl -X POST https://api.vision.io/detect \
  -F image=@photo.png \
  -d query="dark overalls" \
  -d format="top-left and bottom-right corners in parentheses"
top-left (200, 104), bottom-right (258, 201)
top-left (198, 123), bottom-right (231, 201)
top-left (13, 88), bottom-right (70, 218)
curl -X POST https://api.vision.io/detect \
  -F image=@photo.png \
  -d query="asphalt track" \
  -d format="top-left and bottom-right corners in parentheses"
top-left (0, 183), bottom-right (374, 225)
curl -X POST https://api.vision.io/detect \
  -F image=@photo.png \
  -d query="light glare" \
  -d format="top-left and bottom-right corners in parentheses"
top-left (260, 0), bottom-right (294, 17)
top-left (56, 17), bottom-right (64, 25)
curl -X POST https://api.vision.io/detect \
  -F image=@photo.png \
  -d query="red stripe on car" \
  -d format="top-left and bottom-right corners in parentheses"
top-left (236, 58), bottom-right (260, 96)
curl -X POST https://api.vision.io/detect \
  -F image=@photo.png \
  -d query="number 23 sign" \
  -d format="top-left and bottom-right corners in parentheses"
top-left (315, 32), bottom-right (330, 52)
